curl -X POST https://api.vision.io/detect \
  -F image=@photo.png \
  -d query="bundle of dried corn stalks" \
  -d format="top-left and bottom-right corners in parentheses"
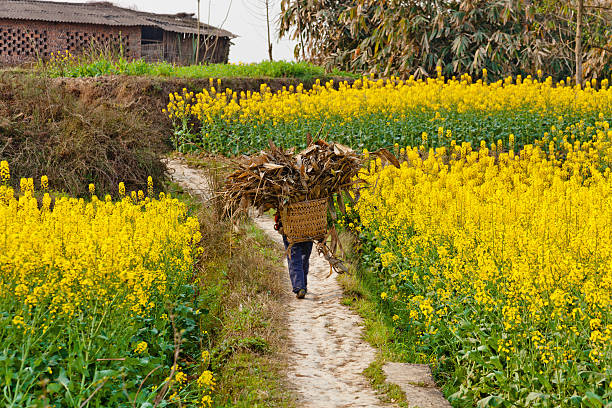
top-left (223, 139), bottom-right (364, 216)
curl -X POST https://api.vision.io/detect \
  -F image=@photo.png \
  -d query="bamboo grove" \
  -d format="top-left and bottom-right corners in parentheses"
top-left (279, 0), bottom-right (612, 82)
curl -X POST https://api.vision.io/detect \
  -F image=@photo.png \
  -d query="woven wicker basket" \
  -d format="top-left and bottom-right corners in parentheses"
top-left (282, 198), bottom-right (329, 243)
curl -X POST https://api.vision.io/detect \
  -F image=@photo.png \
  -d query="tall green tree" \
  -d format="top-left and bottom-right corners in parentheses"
top-left (280, 0), bottom-right (611, 81)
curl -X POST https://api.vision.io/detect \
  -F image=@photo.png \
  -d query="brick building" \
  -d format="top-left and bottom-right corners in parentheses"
top-left (0, 0), bottom-right (236, 65)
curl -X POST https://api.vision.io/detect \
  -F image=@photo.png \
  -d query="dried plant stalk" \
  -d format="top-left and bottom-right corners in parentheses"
top-left (222, 139), bottom-right (364, 216)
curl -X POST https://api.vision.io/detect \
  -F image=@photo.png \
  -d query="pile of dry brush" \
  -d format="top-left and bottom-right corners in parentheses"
top-left (0, 73), bottom-right (166, 197)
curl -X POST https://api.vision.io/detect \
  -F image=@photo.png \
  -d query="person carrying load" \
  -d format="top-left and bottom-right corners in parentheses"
top-left (223, 138), bottom-right (397, 301)
top-left (274, 212), bottom-right (312, 299)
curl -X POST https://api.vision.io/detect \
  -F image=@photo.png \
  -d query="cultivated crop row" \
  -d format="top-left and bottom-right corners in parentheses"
top-left (167, 73), bottom-right (611, 155)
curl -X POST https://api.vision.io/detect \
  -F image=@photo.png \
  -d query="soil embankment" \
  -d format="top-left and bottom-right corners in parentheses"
top-left (0, 73), bottom-right (165, 196)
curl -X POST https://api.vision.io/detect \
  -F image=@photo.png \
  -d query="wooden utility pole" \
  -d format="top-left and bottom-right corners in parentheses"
top-left (195, 0), bottom-right (201, 64)
top-left (575, 0), bottom-right (584, 86)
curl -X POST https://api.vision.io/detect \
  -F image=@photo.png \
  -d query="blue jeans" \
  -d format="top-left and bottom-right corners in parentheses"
top-left (282, 236), bottom-right (313, 293)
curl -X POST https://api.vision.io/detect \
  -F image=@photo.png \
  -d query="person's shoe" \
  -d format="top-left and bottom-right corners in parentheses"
top-left (296, 289), bottom-right (306, 299)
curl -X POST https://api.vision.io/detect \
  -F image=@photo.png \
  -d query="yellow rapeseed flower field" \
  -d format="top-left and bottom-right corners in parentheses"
top-left (0, 175), bottom-right (199, 318)
top-left (164, 71), bottom-right (612, 404)
top-left (353, 121), bottom-right (612, 405)
top-left (163, 70), bottom-right (612, 404)
top-left (167, 76), bottom-right (611, 124)
top-left (0, 162), bottom-right (215, 406)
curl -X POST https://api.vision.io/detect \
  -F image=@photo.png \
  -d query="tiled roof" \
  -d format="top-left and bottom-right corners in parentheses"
top-left (0, 0), bottom-right (236, 37)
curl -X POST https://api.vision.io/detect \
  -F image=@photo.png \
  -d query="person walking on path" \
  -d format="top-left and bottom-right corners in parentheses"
top-left (275, 212), bottom-right (312, 299)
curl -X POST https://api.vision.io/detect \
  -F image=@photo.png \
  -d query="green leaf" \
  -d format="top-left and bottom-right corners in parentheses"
top-left (4, 369), bottom-right (12, 386)
top-left (489, 356), bottom-right (503, 370)
top-left (526, 392), bottom-right (548, 403)
top-left (477, 395), bottom-right (506, 407)
top-left (534, 370), bottom-right (553, 392)
top-left (467, 350), bottom-right (485, 365)
top-left (579, 371), bottom-right (606, 385)
top-left (57, 367), bottom-right (70, 389)
top-left (47, 383), bottom-right (62, 393)
top-left (569, 395), bottom-right (583, 406)
top-left (477, 344), bottom-right (490, 353)
top-left (583, 392), bottom-right (604, 408)
top-left (492, 370), bottom-right (506, 383)
top-left (95, 369), bottom-right (119, 380)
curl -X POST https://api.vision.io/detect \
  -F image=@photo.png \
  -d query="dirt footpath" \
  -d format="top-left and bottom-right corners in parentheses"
top-left (253, 215), bottom-right (393, 408)
top-left (166, 157), bottom-right (451, 408)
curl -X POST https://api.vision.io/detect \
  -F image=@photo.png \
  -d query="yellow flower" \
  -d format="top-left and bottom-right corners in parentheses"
top-left (0, 161), bottom-right (9, 183)
top-left (380, 252), bottom-right (397, 268)
top-left (175, 370), bottom-right (187, 384)
top-left (164, 76), bottom-right (611, 133)
top-left (134, 341), bottom-right (148, 354)
top-left (0, 162), bottom-right (199, 319)
top-left (147, 176), bottom-right (154, 197)
top-left (41, 175), bottom-right (49, 191)
top-left (197, 370), bottom-right (216, 388)
top-left (200, 395), bottom-right (213, 407)
top-left (11, 315), bottom-right (25, 328)
top-left (355, 121), bottom-right (612, 385)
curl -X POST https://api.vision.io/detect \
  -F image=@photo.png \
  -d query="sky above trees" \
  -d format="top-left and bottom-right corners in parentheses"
top-left (45, 0), bottom-right (297, 63)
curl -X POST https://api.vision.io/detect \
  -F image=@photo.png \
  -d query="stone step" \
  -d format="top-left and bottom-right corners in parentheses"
top-left (383, 363), bottom-right (452, 408)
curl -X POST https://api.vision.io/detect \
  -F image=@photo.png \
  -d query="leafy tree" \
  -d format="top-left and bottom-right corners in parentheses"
top-left (280, 0), bottom-right (611, 81)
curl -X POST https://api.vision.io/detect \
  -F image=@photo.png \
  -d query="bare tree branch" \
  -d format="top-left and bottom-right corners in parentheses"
top-left (79, 379), bottom-right (109, 408)
top-left (576, 0), bottom-right (584, 85)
